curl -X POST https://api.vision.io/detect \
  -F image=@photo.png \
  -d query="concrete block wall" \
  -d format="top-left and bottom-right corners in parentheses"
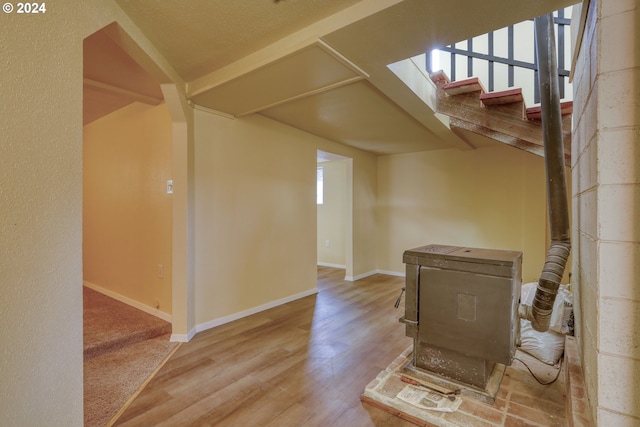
top-left (571, 0), bottom-right (640, 424)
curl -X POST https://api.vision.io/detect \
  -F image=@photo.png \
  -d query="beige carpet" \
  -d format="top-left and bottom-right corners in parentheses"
top-left (83, 287), bottom-right (179, 427)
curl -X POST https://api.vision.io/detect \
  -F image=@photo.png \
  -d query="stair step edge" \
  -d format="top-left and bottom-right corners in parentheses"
top-left (443, 77), bottom-right (485, 95)
top-left (83, 324), bottom-right (172, 359)
top-left (526, 101), bottom-right (573, 120)
top-left (430, 70), bottom-right (450, 84)
top-left (480, 88), bottom-right (523, 106)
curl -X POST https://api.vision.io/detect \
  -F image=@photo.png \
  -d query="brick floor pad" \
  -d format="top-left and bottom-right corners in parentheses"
top-left (362, 347), bottom-right (567, 426)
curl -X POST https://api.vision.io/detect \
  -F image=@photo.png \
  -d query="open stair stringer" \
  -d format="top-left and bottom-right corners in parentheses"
top-left (431, 71), bottom-right (571, 166)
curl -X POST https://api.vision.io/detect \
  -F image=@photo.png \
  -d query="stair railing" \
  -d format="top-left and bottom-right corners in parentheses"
top-left (426, 8), bottom-right (571, 104)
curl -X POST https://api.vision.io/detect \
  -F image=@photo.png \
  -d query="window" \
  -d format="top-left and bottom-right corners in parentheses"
top-left (317, 166), bottom-right (324, 204)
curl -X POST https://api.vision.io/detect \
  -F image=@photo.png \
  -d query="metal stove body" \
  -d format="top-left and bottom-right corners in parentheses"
top-left (401, 244), bottom-right (522, 389)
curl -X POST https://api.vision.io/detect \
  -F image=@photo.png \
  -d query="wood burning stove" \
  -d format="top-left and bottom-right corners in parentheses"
top-left (401, 244), bottom-right (522, 391)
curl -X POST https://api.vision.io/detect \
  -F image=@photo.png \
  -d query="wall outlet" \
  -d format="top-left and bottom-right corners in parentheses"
top-left (158, 264), bottom-right (164, 279)
top-left (325, 239), bottom-right (330, 248)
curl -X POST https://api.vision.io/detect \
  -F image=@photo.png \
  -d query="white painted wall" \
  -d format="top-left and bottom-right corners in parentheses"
top-left (192, 111), bottom-right (379, 327)
top-left (83, 103), bottom-right (173, 315)
top-left (376, 144), bottom-right (549, 282)
top-left (317, 160), bottom-right (348, 268)
top-left (193, 111), bottom-right (318, 325)
top-left (0, 2), bottom-right (181, 424)
top-left (571, 0), bottom-right (640, 424)
top-left (0, 8), bottom-right (84, 424)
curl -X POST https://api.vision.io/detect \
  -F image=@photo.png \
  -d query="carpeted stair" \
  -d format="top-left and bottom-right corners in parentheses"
top-left (83, 287), bottom-right (178, 427)
top-left (84, 287), bottom-right (172, 359)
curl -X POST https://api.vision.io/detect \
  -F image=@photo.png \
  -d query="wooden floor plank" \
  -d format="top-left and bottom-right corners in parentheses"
top-left (114, 267), bottom-right (416, 427)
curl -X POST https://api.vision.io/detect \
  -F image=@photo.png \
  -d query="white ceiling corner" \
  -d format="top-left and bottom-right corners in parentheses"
top-left (187, 40), bottom-right (369, 117)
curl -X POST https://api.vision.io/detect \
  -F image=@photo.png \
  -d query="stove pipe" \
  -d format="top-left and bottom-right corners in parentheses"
top-left (519, 13), bottom-right (571, 332)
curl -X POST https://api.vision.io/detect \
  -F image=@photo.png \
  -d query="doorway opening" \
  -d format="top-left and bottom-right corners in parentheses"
top-left (316, 150), bottom-right (353, 280)
top-left (83, 23), bottom-right (172, 321)
top-left (82, 23), bottom-right (178, 426)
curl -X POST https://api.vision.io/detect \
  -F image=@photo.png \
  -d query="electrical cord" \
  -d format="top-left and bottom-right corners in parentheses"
top-left (513, 356), bottom-right (563, 386)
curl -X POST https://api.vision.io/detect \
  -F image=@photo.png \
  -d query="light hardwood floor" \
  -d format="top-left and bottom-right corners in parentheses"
top-left (114, 267), bottom-right (416, 426)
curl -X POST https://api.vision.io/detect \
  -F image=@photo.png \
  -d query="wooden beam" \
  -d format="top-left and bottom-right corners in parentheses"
top-left (450, 118), bottom-right (571, 166)
top-left (83, 78), bottom-right (163, 106)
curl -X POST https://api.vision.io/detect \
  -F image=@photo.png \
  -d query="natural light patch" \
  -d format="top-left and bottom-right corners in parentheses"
top-left (430, 49), bottom-right (441, 72)
top-left (317, 167), bottom-right (324, 205)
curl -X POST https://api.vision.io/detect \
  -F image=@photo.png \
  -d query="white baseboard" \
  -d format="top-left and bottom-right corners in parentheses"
top-left (170, 328), bottom-right (196, 343)
top-left (376, 269), bottom-right (405, 278)
top-left (84, 283), bottom-right (319, 343)
top-left (193, 287), bottom-right (319, 336)
top-left (83, 281), bottom-right (172, 323)
top-left (317, 265), bottom-right (404, 280)
top-left (317, 262), bottom-right (346, 269)
top-left (345, 270), bottom-right (376, 281)
top-left (345, 269), bottom-right (405, 281)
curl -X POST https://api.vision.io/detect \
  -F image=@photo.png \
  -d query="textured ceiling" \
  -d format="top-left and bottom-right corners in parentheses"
top-left (86, 0), bottom-right (577, 155)
top-left (114, 0), bottom-right (360, 81)
top-left (261, 80), bottom-right (447, 155)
